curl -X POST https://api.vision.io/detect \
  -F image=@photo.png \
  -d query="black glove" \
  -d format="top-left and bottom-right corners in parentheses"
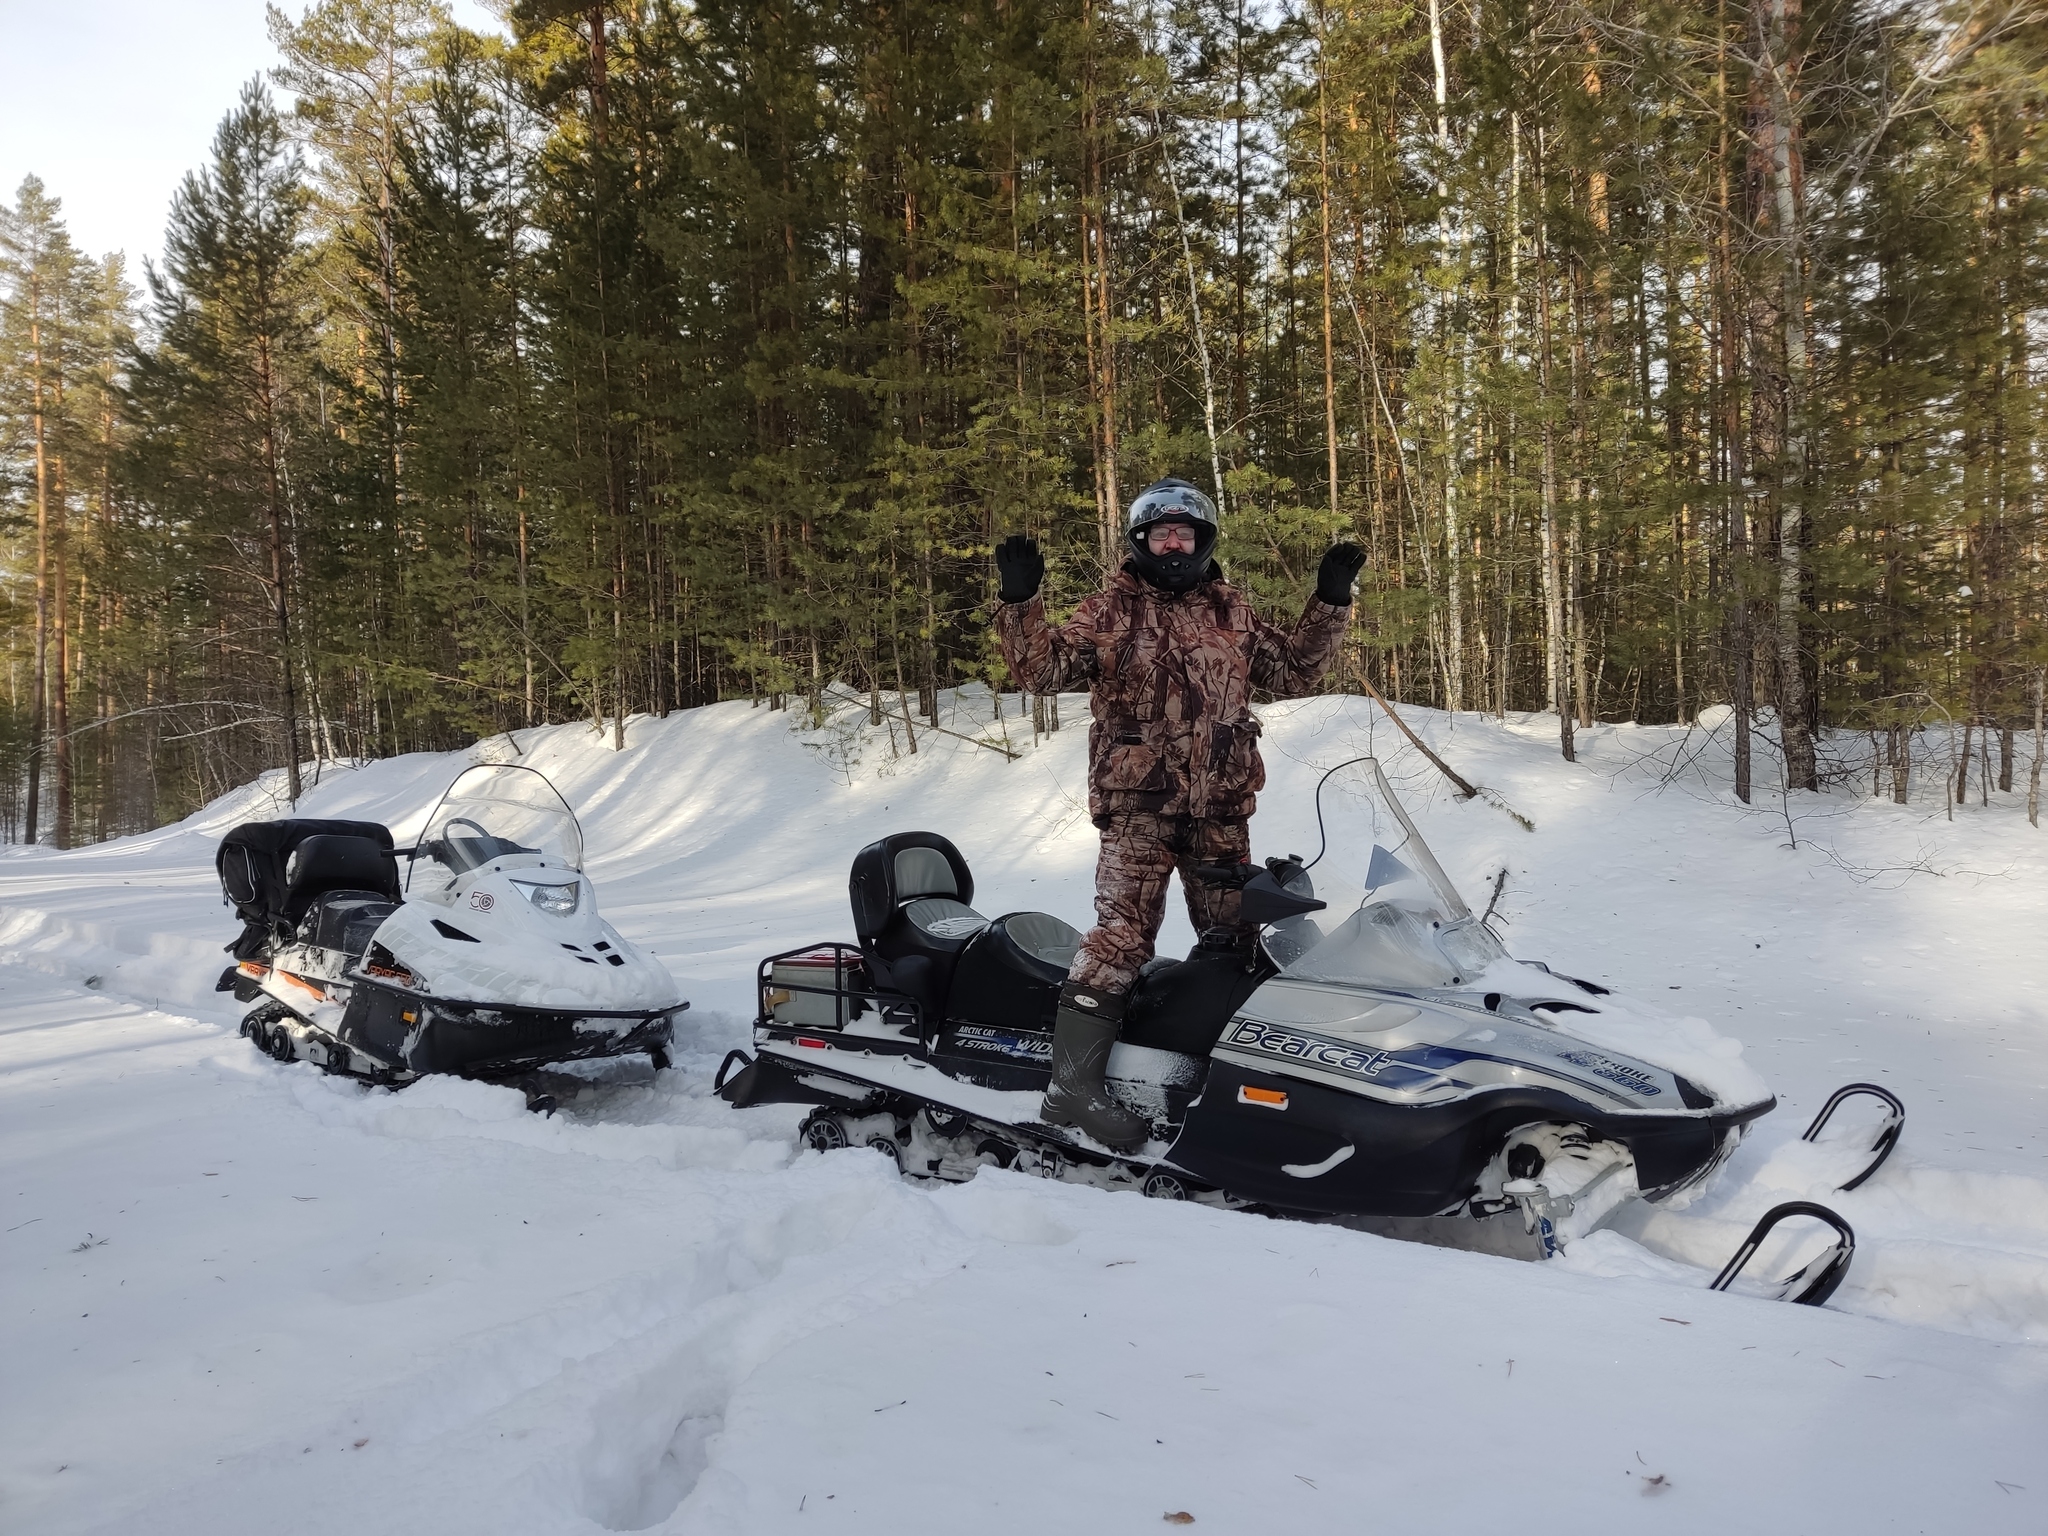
top-left (1316, 542), bottom-right (1367, 606)
top-left (995, 534), bottom-right (1045, 604)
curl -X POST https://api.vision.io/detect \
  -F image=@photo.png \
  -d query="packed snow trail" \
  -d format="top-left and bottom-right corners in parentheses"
top-left (4, 692), bottom-right (2046, 1533)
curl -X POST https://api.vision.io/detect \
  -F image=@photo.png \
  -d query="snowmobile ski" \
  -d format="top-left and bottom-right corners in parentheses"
top-left (1801, 1083), bottom-right (1905, 1193)
top-left (1710, 1201), bottom-right (1856, 1306)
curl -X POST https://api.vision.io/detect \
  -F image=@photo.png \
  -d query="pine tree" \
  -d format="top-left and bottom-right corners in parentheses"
top-left (0, 177), bottom-right (84, 843)
top-left (128, 81), bottom-right (319, 802)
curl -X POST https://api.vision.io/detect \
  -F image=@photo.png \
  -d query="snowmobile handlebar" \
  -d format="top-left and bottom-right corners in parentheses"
top-left (1192, 857), bottom-right (1325, 926)
top-left (1192, 856), bottom-right (1310, 889)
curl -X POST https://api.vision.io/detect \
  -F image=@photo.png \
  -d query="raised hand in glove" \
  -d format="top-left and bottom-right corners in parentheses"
top-left (995, 534), bottom-right (1045, 604)
top-left (1316, 542), bottom-right (1367, 607)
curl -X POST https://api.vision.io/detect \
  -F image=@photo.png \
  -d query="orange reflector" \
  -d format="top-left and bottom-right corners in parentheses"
top-left (401, 1011), bottom-right (417, 1024)
top-left (1238, 1085), bottom-right (1289, 1109)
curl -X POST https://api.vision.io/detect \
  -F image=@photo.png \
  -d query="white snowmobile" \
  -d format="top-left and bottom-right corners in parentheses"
top-left (717, 757), bottom-right (1902, 1304)
top-left (215, 763), bottom-right (685, 1108)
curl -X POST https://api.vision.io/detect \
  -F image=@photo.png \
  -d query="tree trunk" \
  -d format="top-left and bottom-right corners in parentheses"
top-left (1153, 92), bottom-right (1226, 515)
top-left (52, 452), bottom-right (70, 848)
top-left (26, 294), bottom-right (50, 843)
top-left (1081, 0), bottom-right (1121, 571)
top-left (259, 334), bottom-right (303, 804)
top-left (1534, 136), bottom-right (1573, 762)
top-left (1719, 6), bottom-right (1752, 803)
top-left (1429, 0), bottom-right (1463, 711)
top-left (2029, 670), bottom-right (2042, 827)
top-left (1318, 4), bottom-right (1342, 550)
top-left (587, 3), bottom-right (609, 145)
top-left (1762, 0), bottom-right (1816, 792)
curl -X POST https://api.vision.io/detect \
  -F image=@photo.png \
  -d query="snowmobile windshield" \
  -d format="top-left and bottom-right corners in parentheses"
top-left (408, 764), bottom-right (584, 892)
top-left (1265, 758), bottom-right (1505, 991)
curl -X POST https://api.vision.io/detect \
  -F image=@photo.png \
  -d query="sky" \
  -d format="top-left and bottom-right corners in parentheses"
top-left (0, 0), bottom-right (503, 277)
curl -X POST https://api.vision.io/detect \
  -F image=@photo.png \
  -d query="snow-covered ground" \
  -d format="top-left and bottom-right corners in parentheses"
top-left (4, 691), bottom-right (2045, 1534)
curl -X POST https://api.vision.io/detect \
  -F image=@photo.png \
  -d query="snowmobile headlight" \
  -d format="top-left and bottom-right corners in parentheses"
top-left (510, 878), bottom-right (581, 917)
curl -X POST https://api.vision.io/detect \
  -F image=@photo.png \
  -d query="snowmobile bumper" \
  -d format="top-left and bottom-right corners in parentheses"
top-left (215, 962), bottom-right (269, 1004)
top-left (337, 976), bottom-right (682, 1081)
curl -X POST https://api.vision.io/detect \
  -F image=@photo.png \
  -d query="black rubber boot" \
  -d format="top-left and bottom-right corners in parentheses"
top-left (1040, 982), bottom-right (1147, 1151)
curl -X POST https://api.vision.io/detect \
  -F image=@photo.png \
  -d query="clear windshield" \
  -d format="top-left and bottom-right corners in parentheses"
top-left (1265, 758), bottom-right (1505, 990)
top-left (407, 764), bottom-right (583, 891)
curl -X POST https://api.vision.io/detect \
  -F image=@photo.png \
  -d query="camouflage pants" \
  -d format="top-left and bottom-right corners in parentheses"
top-left (1068, 812), bottom-right (1253, 994)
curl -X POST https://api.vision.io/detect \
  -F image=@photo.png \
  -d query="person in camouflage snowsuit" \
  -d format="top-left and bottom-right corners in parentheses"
top-left (993, 478), bottom-right (1364, 1148)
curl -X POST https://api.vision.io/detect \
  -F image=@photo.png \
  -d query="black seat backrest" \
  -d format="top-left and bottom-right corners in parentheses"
top-left (217, 818), bottom-right (398, 945)
top-left (284, 834), bottom-right (401, 927)
top-left (850, 832), bottom-right (976, 944)
top-left (849, 832), bottom-right (984, 1028)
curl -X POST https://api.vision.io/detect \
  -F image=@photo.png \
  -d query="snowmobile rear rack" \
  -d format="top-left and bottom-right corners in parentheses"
top-left (1709, 1201), bottom-right (1856, 1307)
top-left (1801, 1083), bottom-right (1905, 1193)
top-left (756, 942), bottom-right (895, 1027)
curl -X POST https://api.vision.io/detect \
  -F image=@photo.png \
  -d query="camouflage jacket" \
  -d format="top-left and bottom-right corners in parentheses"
top-left (995, 564), bottom-right (1350, 820)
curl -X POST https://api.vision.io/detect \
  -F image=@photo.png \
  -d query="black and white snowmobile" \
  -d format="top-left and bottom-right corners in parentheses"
top-left (717, 757), bottom-right (1903, 1305)
top-left (214, 763), bottom-right (685, 1107)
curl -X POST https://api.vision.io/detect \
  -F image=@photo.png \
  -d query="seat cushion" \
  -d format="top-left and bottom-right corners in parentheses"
top-left (944, 912), bottom-right (1078, 1031)
top-left (960, 911), bottom-right (1081, 989)
top-left (998, 911), bottom-right (1082, 973)
top-left (904, 897), bottom-right (987, 941)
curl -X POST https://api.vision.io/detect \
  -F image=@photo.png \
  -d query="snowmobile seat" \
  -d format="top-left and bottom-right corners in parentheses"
top-left (985, 910), bottom-right (1081, 977)
top-left (851, 833), bottom-right (984, 953)
top-left (281, 834), bottom-right (402, 929)
top-left (946, 911), bottom-right (1082, 1033)
top-left (1118, 942), bottom-right (1270, 1057)
top-left (217, 818), bottom-right (398, 957)
top-left (850, 832), bottom-right (986, 1029)
top-left (303, 892), bottom-right (400, 958)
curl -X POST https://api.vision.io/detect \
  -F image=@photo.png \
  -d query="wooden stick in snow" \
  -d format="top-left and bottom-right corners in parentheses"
top-left (1355, 676), bottom-right (1535, 831)
top-left (1357, 674), bottom-right (1477, 798)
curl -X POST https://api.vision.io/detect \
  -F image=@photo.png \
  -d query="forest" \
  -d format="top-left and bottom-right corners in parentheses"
top-left (2, 0), bottom-right (2044, 845)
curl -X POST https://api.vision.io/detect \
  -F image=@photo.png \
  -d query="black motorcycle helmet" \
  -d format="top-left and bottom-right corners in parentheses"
top-left (1125, 478), bottom-right (1220, 592)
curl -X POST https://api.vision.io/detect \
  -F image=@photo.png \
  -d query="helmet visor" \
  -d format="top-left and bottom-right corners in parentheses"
top-left (1126, 483), bottom-right (1219, 536)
